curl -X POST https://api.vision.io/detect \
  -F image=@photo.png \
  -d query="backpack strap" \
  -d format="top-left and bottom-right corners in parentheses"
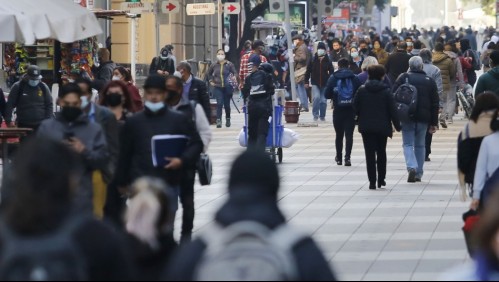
top-left (268, 224), bottom-right (308, 280)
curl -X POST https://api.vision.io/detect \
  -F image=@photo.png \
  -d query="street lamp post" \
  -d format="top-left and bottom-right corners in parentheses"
top-left (284, 1), bottom-right (297, 101)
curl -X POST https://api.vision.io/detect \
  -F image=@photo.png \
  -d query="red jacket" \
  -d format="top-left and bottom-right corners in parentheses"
top-left (127, 83), bottom-right (143, 113)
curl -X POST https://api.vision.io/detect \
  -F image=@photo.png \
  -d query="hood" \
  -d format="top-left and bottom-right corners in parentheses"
top-left (365, 79), bottom-right (389, 92)
top-left (432, 52), bottom-right (450, 64)
top-left (334, 68), bottom-right (356, 79)
top-left (444, 51), bottom-right (458, 59)
top-left (411, 49), bottom-right (421, 56)
top-left (489, 67), bottom-right (499, 79)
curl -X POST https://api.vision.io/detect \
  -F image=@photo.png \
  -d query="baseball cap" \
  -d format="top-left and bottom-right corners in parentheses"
top-left (248, 54), bottom-right (262, 68)
top-left (27, 65), bottom-right (42, 80)
top-left (143, 75), bottom-right (167, 91)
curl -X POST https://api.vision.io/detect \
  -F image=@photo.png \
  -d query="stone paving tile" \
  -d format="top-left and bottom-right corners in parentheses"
top-left (174, 111), bottom-right (469, 280)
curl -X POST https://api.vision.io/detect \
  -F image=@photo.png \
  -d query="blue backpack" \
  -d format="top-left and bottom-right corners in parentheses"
top-left (335, 78), bottom-right (354, 107)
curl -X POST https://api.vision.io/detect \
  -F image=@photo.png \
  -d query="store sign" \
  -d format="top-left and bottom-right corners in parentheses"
top-left (74, 0), bottom-right (94, 9)
top-left (186, 3), bottom-right (216, 16)
top-left (224, 3), bottom-right (241, 14)
top-left (161, 1), bottom-right (180, 14)
top-left (120, 2), bottom-right (154, 14)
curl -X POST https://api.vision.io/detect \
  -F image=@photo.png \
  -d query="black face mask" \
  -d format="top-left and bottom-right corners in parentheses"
top-left (105, 93), bottom-right (123, 107)
top-left (61, 107), bottom-right (83, 122)
top-left (167, 90), bottom-right (181, 103)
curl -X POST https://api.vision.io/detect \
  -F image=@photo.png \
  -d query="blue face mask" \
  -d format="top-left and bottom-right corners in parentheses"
top-left (145, 101), bottom-right (165, 113)
top-left (80, 96), bottom-right (90, 109)
top-left (28, 80), bottom-right (40, 87)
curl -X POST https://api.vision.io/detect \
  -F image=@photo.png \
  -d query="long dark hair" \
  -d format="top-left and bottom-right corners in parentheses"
top-left (2, 138), bottom-right (83, 235)
top-left (99, 80), bottom-right (133, 112)
top-left (114, 66), bottom-right (133, 83)
top-left (470, 92), bottom-right (499, 123)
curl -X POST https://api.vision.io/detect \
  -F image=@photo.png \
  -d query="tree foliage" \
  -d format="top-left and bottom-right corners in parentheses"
top-left (462, 0), bottom-right (496, 16)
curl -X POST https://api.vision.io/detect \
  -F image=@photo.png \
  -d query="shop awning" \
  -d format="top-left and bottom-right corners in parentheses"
top-left (0, 0), bottom-right (102, 44)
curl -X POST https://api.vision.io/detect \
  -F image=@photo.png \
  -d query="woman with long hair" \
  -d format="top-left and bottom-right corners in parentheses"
top-left (113, 66), bottom-right (143, 112)
top-left (99, 80), bottom-right (134, 122)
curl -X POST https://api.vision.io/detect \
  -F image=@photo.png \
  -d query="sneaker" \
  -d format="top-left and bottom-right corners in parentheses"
top-left (425, 157), bottom-right (431, 162)
top-left (344, 159), bottom-right (352, 167)
top-left (335, 157), bottom-right (342, 166)
top-left (313, 117), bottom-right (319, 122)
top-left (440, 119), bottom-right (448, 129)
top-left (320, 118), bottom-right (326, 122)
top-left (408, 168), bottom-right (417, 183)
top-left (216, 119), bottom-right (222, 128)
top-left (226, 118), bottom-right (231, 128)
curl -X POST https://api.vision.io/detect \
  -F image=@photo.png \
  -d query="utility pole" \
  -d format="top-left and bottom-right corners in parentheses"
top-left (284, 0), bottom-right (297, 101)
top-left (218, 0), bottom-right (223, 50)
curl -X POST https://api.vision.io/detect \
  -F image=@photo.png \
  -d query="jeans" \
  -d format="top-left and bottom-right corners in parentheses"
top-left (312, 85), bottom-right (327, 119)
top-left (333, 108), bottom-right (356, 160)
top-left (213, 86), bottom-right (232, 120)
top-left (297, 83), bottom-right (308, 110)
top-left (402, 122), bottom-right (428, 178)
top-left (361, 133), bottom-right (388, 184)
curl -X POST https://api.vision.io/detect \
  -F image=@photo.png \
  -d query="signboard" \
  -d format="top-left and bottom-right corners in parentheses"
top-left (74, 0), bottom-right (94, 9)
top-left (186, 3), bottom-right (216, 16)
top-left (224, 3), bottom-right (241, 14)
top-left (265, 1), bottom-right (307, 27)
top-left (120, 2), bottom-right (154, 14)
top-left (323, 9), bottom-right (350, 29)
top-left (161, 1), bottom-right (180, 14)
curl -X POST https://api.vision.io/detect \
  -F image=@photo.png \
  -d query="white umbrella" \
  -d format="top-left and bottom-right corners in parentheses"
top-left (0, 0), bottom-right (102, 44)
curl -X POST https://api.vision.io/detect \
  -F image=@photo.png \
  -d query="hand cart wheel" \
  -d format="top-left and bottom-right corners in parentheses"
top-left (278, 148), bottom-right (283, 164)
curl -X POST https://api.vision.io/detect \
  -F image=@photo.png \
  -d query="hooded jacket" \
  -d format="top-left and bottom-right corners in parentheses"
top-left (37, 113), bottom-right (109, 211)
top-left (354, 80), bottom-right (401, 137)
top-left (326, 68), bottom-right (362, 110)
top-left (475, 67), bottom-right (499, 98)
top-left (392, 70), bottom-right (440, 126)
top-left (432, 52), bottom-right (456, 92)
top-left (5, 79), bottom-right (53, 126)
top-left (305, 53), bottom-right (334, 88)
top-left (164, 151), bottom-right (336, 281)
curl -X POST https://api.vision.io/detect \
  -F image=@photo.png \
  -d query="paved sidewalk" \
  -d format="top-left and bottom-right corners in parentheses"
top-left (176, 109), bottom-right (469, 281)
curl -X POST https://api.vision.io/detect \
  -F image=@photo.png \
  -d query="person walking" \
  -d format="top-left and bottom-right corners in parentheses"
top-left (175, 62), bottom-right (211, 121)
top-left (293, 34), bottom-right (311, 112)
top-left (208, 49), bottom-right (237, 128)
top-left (165, 75), bottom-right (212, 243)
top-left (348, 47), bottom-right (362, 74)
top-left (239, 40), bottom-right (268, 88)
top-left (432, 43), bottom-right (456, 129)
top-left (372, 39), bottom-right (389, 65)
top-left (305, 42), bottom-right (334, 121)
top-left (385, 35), bottom-right (400, 53)
top-left (326, 58), bottom-right (362, 167)
top-left (149, 45), bottom-right (176, 76)
top-left (241, 56), bottom-right (275, 151)
top-left (112, 66), bottom-right (143, 113)
top-left (99, 80), bottom-right (135, 122)
top-left (330, 39), bottom-right (350, 63)
top-left (4, 65), bottom-right (53, 135)
top-left (94, 48), bottom-right (116, 84)
top-left (165, 150), bottom-right (337, 281)
top-left (354, 65), bottom-right (401, 190)
top-left (460, 39), bottom-right (478, 87)
top-left (392, 57), bottom-right (440, 183)
top-left (457, 92), bottom-right (499, 199)
top-left (419, 49), bottom-right (444, 162)
top-left (357, 56), bottom-right (389, 86)
top-left (37, 83), bottom-right (109, 212)
top-left (444, 41), bottom-right (466, 124)
top-left (475, 51), bottom-right (499, 98)
top-left (480, 42), bottom-right (496, 73)
top-left (385, 42), bottom-right (411, 83)
top-left (410, 40), bottom-right (423, 57)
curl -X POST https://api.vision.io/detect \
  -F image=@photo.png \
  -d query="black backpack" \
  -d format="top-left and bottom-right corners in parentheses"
top-left (465, 50), bottom-right (481, 71)
top-left (394, 75), bottom-right (418, 123)
top-left (16, 80), bottom-right (50, 108)
top-left (0, 217), bottom-right (88, 281)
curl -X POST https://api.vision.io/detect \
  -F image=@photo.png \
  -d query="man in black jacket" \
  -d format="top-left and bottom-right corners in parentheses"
top-left (242, 55), bottom-right (275, 151)
top-left (5, 65), bottom-right (53, 133)
top-left (175, 62), bottom-right (211, 121)
top-left (95, 48), bottom-right (116, 84)
top-left (164, 150), bottom-right (337, 281)
top-left (385, 42), bottom-right (411, 83)
top-left (115, 75), bottom-right (203, 215)
top-left (330, 39), bottom-right (349, 63)
top-left (392, 56), bottom-right (440, 183)
top-left (305, 42), bottom-right (334, 121)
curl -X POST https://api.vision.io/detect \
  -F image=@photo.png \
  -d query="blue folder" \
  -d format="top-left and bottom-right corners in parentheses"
top-left (151, 135), bottom-right (189, 167)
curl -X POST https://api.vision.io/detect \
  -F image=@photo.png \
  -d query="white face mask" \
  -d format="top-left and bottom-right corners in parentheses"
top-left (112, 75), bottom-right (122, 81)
top-left (317, 49), bottom-right (326, 57)
top-left (80, 96), bottom-right (90, 109)
top-left (217, 55), bottom-right (226, 62)
top-left (174, 71), bottom-right (182, 78)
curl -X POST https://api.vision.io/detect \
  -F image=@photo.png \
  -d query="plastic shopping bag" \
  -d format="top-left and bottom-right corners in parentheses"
top-left (282, 128), bottom-right (299, 148)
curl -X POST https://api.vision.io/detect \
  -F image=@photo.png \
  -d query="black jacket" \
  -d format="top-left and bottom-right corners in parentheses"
top-left (114, 107), bottom-right (203, 187)
top-left (326, 68), bottom-right (362, 109)
top-left (187, 78), bottom-right (211, 121)
top-left (330, 48), bottom-right (349, 62)
top-left (354, 80), bottom-right (401, 137)
top-left (392, 70), bottom-right (440, 126)
top-left (149, 57), bottom-right (175, 76)
top-left (5, 80), bottom-right (53, 126)
top-left (0, 88), bottom-right (6, 124)
top-left (305, 55), bottom-right (334, 88)
top-left (164, 188), bottom-right (337, 281)
top-left (242, 70), bottom-right (275, 110)
top-left (95, 61), bottom-right (116, 83)
top-left (385, 50), bottom-right (411, 83)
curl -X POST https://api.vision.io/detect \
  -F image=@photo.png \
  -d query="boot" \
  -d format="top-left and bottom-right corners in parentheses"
top-left (216, 119), bottom-right (222, 128)
top-left (226, 118), bottom-right (231, 128)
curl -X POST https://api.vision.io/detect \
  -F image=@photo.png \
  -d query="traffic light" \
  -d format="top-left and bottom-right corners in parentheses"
top-left (324, 0), bottom-right (334, 16)
top-left (269, 0), bottom-right (284, 13)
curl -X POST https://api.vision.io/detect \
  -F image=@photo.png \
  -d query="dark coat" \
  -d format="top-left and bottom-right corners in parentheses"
top-left (385, 50), bottom-right (411, 83)
top-left (329, 48), bottom-right (349, 62)
top-left (114, 107), bottom-right (203, 188)
top-left (392, 70), bottom-right (440, 126)
top-left (5, 80), bottom-right (53, 126)
top-left (354, 80), bottom-right (401, 137)
top-left (305, 54), bottom-right (334, 88)
top-left (475, 67), bottom-right (499, 98)
top-left (0, 88), bottom-right (6, 124)
top-left (95, 61), bottom-right (116, 83)
top-left (163, 187), bottom-right (337, 281)
top-left (325, 68), bottom-right (362, 109)
top-left (187, 78), bottom-right (211, 121)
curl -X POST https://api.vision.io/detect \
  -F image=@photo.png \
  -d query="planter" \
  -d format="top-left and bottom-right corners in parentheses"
top-left (284, 101), bottom-right (300, 124)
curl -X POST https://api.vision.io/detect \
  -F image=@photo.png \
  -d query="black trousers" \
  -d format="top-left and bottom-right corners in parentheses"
top-left (180, 169), bottom-right (196, 238)
top-left (361, 133), bottom-right (388, 184)
top-left (333, 109), bottom-right (355, 160)
top-left (248, 104), bottom-right (270, 151)
top-left (425, 131), bottom-right (433, 158)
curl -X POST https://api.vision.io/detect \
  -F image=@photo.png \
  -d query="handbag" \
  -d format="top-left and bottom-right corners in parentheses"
top-left (294, 67), bottom-right (307, 84)
top-left (197, 153), bottom-right (213, 186)
top-left (228, 73), bottom-right (239, 91)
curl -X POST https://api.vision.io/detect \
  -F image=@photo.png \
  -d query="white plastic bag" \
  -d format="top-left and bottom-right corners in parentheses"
top-left (238, 129), bottom-right (247, 147)
top-left (282, 128), bottom-right (299, 148)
